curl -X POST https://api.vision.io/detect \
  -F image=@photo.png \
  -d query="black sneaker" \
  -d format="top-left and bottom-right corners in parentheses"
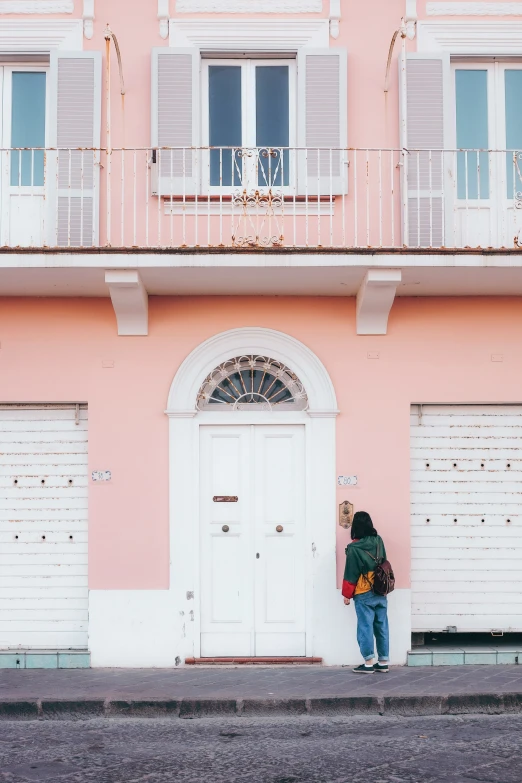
top-left (352, 663), bottom-right (375, 674)
top-left (373, 662), bottom-right (389, 673)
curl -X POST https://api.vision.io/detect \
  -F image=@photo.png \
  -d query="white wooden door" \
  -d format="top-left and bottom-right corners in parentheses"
top-left (411, 404), bottom-right (522, 633)
top-left (0, 404), bottom-right (88, 650)
top-left (200, 424), bottom-right (306, 657)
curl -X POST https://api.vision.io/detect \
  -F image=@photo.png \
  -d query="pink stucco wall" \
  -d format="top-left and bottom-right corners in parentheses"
top-left (1, 295), bottom-right (521, 591)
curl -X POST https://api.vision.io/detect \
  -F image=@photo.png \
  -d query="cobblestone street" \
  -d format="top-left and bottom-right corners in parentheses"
top-left (1, 713), bottom-right (521, 783)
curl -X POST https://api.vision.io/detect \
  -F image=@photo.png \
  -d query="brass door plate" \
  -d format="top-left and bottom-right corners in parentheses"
top-left (339, 500), bottom-right (353, 528)
top-left (213, 496), bottom-right (238, 502)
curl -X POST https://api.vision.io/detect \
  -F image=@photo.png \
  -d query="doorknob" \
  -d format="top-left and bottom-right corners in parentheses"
top-left (222, 525), bottom-right (230, 533)
top-left (276, 525), bottom-right (284, 533)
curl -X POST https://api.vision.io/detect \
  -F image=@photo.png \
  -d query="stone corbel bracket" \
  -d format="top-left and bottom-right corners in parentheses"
top-left (83, 0), bottom-right (94, 39)
top-left (106, 270), bottom-right (149, 336)
top-left (158, 0), bottom-right (169, 39)
top-left (405, 0), bottom-right (417, 39)
top-left (329, 0), bottom-right (340, 38)
top-left (356, 269), bottom-right (402, 335)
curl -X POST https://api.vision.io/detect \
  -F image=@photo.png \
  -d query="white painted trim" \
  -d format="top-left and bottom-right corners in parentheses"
top-left (427, 2), bottom-right (522, 14)
top-left (405, 0), bottom-right (418, 39)
top-left (175, 0), bottom-right (323, 11)
top-left (329, 0), bottom-right (340, 39)
top-left (356, 269), bottom-right (402, 335)
top-left (164, 201), bottom-right (336, 216)
top-left (169, 18), bottom-right (330, 50)
top-left (158, 0), bottom-right (169, 39)
top-left (83, 0), bottom-right (94, 40)
top-left (105, 270), bottom-right (149, 336)
top-left (166, 327), bottom-right (338, 413)
top-left (418, 20), bottom-right (522, 53)
top-left (166, 327), bottom-right (338, 664)
top-left (0, 19), bottom-right (83, 52)
top-left (0, 1), bottom-right (73, 12)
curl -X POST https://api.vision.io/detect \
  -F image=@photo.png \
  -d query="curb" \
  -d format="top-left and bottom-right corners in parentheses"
top-left (1, 693), bottom-right (522, 719)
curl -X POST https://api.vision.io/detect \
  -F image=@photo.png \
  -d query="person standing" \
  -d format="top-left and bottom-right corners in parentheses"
top-left (342, 511), bottom-right (390, 673)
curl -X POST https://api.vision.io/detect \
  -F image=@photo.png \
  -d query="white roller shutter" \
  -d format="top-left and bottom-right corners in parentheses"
top-left (0, 405), bottom-right (88, 650)
top-left (411, 404), bottom-right (522, 633)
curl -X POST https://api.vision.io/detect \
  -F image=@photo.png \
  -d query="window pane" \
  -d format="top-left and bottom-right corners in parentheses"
top-left (209, 65), bottom-right (242, 186)
top-left (11, 72), bottom-right (46, 187)
top-left (505, 70), bottom-right (522, 198)
top-left (256, 66), bottom-right (289, 187)
top-left (455, 70), bottom-right (489, 199)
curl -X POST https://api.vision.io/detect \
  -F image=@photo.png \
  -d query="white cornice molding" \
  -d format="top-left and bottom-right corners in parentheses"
top-left (405, 0), bottom-right (418, 38)
top-left (0, 1), bottom-right (73, 10)
top-left (427, 2), bottom-right (522, 14)
top-left (0, 18), bottom-right (82, 50)
top-left (158, 0), bottom-right (169, 38)
top-left (175, 0), bottom-right (322, 11)
top-left (418, 19), bottom-right (522, 52)
top-left (170, 17), bottom-right (329, 48)
top-left (356, 269), bottom-right (401, 335)
top-left (83, 0), bottom-right (94, 39)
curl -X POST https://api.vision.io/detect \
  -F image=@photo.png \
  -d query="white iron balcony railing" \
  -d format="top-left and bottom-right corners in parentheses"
top-left (2, 147), bottom-right (522, 250)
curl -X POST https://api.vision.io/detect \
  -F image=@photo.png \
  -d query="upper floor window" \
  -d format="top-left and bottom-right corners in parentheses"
top-left (454, 63), bottom-right (522, 200)
top-left (3, 68), bottom-right (47, 187)
top-left (202, 59), bottom-right (295, 189)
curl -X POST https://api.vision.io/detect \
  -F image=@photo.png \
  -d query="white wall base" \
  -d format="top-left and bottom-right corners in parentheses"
top-left (88, 587), bottom-right (411, 668)
top-left (89, 590), bottom-right (181, 668)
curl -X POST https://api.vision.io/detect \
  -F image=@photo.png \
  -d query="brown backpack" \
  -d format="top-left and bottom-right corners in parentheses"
top-left (367, 539), bottom-right (395, 596)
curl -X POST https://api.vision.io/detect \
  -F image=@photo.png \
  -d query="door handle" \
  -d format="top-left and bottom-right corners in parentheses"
top-left (214, 496), bottom-right (238, 503)
top-left (222, 525), bottom-right (230, 533)
top-left (276, 525), bottom-right (283, 533)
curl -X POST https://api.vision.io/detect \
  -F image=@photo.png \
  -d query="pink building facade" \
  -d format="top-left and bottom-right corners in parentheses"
top-left (1, 0), bottom-right (521, 668)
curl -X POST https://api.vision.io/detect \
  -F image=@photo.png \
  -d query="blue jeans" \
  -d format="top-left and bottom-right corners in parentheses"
top-left (353, 590), bottom-right (389, 661)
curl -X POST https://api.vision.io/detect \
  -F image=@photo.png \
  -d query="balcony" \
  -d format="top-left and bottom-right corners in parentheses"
top-left (2, 147), bottom-right (522, 251)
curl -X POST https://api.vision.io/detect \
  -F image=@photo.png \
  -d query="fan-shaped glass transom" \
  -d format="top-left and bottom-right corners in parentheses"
top-left (197, 356), bottom-right (308, 411)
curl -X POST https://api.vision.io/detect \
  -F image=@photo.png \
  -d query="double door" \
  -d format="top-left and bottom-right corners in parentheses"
top-left (200, 425), bottom-right (306, 657)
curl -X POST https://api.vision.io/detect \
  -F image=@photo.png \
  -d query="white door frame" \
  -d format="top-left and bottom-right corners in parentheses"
top-left (166, 327), bottom-right (339, 661)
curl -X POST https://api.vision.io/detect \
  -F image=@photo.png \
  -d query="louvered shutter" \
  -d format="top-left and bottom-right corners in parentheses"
top-left (297, 48), bottom-right (348, 196)
top-left (49, 51), bottom-right (102, 247)
top-left (151, 47), bottom-right (200, 197)
top-left (399, 52), bottom-right (450, 247)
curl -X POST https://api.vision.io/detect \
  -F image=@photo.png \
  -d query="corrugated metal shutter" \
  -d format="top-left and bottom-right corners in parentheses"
top-left (411, 404), bottom-right (522, 632)
top-left (151, 47), bottom-right (200, 196)
top-left (0, 405), bottom-right (88, 650)
top-left (49, 51), bottom-right (101, 247)
top-left (297, 48), bottom-right (348, 195)
top-left (399, 53), bottom-right (449, 248)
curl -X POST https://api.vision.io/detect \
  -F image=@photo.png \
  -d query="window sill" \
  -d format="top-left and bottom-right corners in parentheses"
top-left (163, 195), bottom-right (337, 216)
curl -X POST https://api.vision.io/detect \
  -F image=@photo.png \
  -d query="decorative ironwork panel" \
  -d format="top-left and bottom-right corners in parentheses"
top-left (197, 355), bottom-right (308, 411)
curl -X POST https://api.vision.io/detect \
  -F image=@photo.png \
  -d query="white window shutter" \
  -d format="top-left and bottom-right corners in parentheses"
top-left (49, 51), bottom-right (102, 247)
top-left (151, 47), bottom-right (200, 197)
top-left (297, 47), bottom-right (347, 196)
top-left (399, 52), bottom-right (451, 247)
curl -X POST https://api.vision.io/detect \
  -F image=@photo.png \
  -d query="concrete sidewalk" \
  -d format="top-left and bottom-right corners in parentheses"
top-left (2, 665), bottom-right (522, 718)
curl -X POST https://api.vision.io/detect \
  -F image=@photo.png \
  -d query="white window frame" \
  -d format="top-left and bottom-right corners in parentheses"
top-left (201, 57), bottom-right (297, 194)
top-left (2, 64), bottom-right (49, 189)
top-left (0, 64), bottom-right (49, 246)
top-left (451, 60), bottom-right (522, 203)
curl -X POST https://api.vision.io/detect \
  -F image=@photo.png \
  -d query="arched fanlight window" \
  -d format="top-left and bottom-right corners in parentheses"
top-left (197, 355), bottom-right (308, 411)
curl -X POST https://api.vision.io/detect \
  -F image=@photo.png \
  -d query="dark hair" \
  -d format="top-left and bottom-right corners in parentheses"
top-left (351, 511), bottom-right (378, 540)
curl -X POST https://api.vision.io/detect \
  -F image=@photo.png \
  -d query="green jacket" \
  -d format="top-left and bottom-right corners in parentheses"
top-left (342, 535), bottom-right (386, 599)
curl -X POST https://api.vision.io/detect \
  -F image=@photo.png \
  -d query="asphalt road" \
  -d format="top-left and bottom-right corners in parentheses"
top-left (0, 714), bottom-right (520, 783)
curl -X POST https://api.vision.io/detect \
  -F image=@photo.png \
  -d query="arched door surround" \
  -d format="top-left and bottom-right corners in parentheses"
top-left (166, 328), bottom-right (338, 661)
